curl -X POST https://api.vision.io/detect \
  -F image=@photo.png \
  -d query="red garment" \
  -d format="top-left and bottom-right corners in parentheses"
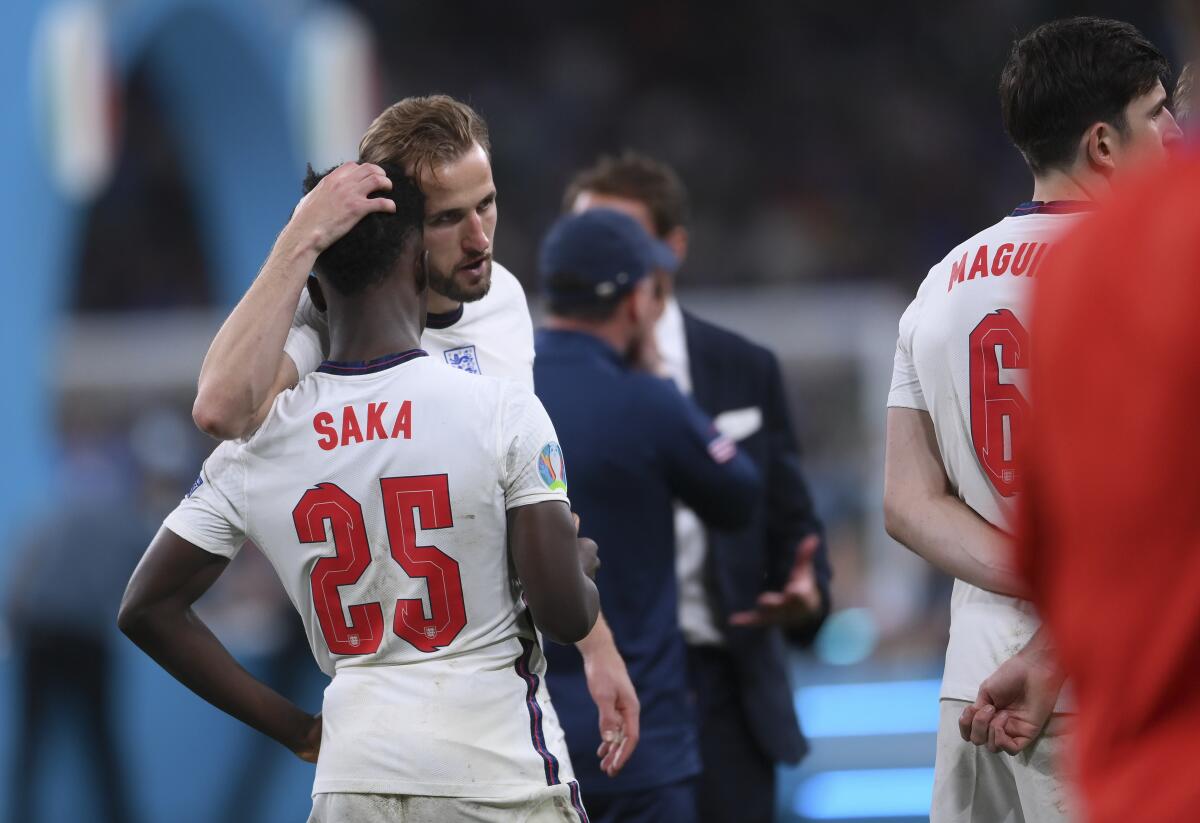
top-left (1018, 155), bottom-right (1200, 823)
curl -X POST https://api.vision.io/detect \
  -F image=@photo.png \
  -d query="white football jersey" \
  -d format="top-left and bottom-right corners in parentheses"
top-left (165, 352), bottom-right (575, 797)
top-left (888, 201), bottom-right (1090, 703)
top-left (285, 262), bottom-right (535, 390)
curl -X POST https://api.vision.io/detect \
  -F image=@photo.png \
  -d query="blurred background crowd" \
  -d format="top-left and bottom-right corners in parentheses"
top-left (0, 0), bottom-right (1178, 821)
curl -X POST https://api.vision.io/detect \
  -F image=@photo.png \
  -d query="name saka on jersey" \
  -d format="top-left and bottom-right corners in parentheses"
top-left (888, 200), bottom-right (1092, 707)
top-left (164, 351), bottom-right (575, 797)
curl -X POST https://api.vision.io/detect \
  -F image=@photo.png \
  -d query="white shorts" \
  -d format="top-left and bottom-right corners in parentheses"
top-left (931, 699), bottom-right (1075, 823)
top-left (307, 782), bottom-right (589, 823)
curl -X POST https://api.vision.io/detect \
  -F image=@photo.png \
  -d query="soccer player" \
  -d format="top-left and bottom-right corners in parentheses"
top-left (882, 17), bottom-right (1180, 822)
top-left (119, 164), bottom-right (598, 821)
top-left (190, 95), bottom-right (640, 776)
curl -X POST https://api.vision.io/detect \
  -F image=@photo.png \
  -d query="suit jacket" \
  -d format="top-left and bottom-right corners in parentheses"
top-left (683, 310), bottom-right (832, 765)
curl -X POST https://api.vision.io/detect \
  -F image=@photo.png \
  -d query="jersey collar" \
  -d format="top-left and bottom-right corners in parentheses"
top-left (1010, 200), bottom-right (1096, 217)
top-left (425, 303), bottom-right (465, 330)
top-left (317, 349), bottom-right (428, 376)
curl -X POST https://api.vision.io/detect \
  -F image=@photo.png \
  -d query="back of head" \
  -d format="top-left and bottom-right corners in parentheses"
top-left (302, 164), bottom-right (425, 297)
top-left (1000, 16), bottom-right (1169, 175)
top-left (359, 95), bottom-right (491, 180)
top-left (563, 150), bottom-right (690, 238)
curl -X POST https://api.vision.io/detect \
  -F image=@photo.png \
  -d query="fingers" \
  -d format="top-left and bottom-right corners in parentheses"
top-left (970, 704), bottom-right (995, 746)
top-left (727, 609), bottom-right (765, 627)
top-left (572, 513), bottom-right (581, 534)
top-left (796, 535), bottom-right (821, 565)
top-left (958, 704), bottom-right (977, 742)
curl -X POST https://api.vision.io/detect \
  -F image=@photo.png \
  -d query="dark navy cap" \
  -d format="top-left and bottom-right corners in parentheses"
top-left (539, 208), bottom-right (678, 305)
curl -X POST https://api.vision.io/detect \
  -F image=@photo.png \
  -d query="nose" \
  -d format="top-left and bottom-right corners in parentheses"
top-left (1163, 109), bottom-right (1185, 148)
top-left (461, 211), bottom-right (489, 255)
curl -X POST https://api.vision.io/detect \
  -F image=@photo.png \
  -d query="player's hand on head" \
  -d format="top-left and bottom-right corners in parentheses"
top-left (288, 161), bottom-right (397, 255)
top-left (728, 535), bottom-right (823, 629)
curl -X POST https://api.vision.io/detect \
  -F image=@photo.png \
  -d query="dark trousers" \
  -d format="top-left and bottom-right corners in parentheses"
top-left (687, 645), bottom-right (777, 823)
top-left (583, 779), bottom-right (697, 823)
top-left (7, 630), bottom-right (136, 823)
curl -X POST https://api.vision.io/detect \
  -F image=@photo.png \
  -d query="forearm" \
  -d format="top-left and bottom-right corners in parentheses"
top-left (194, 229), bottom-right (315, 438)
top-left (121, 605), bottom-right (313, 751)
top-left (576, 610), bottom-right (617, 659)
top-left (886, 492), bottom-right (1029, 598)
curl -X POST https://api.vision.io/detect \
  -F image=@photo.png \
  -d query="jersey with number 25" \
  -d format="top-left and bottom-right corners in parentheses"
top-left (164, 350), bottom-right (575, 798)
top-left (887, 201), bottom-right (1090, 704)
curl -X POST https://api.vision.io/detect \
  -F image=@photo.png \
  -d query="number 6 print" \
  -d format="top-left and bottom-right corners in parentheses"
top-left (968, 309), bottom-right (1030, 497)
top-left (293, 475), bottom-right (467, 656)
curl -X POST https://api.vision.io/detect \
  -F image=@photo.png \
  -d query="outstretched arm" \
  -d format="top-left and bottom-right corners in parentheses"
top-left (193, 162), bottom-right (396, 439)
top-left (118, 527), bottom-right (321, 761)
top-left (883, 407), bottom-right (1028, 598)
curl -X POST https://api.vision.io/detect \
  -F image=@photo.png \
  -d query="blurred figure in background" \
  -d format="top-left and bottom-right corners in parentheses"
top-left (884, 16), bottom-right (1179, 823)
top-left (565, 152), bottom-right (831, 823)
top-left (535, 208), bottom-right (762, 823)
top-left (3, 413), bottom-right (192, 823)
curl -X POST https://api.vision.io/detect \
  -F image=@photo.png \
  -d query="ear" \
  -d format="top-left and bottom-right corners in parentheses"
top-left (306, 274), bottom-right (328, 313)
top-left (1084, 122), bottom-right (1118, 175)
top-left (665, 226), bottom-right (689, 264)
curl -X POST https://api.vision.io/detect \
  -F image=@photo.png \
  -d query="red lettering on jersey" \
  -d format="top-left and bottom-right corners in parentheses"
top-left (390, 400), bottom-right (412, 440)
top-left (341, 406), bottom-right (364, 445)
top-left (1011, 242), bottom-right (1037, 276)
top-left (314, 412), bottom-right (338, 451)
top-left (1027, 242), bottom-right (1051, 277)
top-left (967, 246), bottom-right (989, 280)
top-left (366, 402), bottom-right (389, 441)
top-left (948, 251), bottom-right (968, 292)
top-left (991, 243), bottom-right (1014, 275)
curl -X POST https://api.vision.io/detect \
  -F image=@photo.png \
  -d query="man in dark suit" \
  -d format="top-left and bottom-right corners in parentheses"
top-left (564, 152), bottom-right (832, 823)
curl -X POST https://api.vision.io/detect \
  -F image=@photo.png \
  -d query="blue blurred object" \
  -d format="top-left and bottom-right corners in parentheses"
top-left (796, 679), bottom-right (941, 738)
top-left (795, 768), bottom-right (935, 819)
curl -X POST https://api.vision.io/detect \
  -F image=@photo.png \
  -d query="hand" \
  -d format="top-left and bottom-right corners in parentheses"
top-left (958, 646), bottom-right (1064, 755)
top-left (728, 535), bottom-right (823, 629)
top-left (284, 162), bottom-right (396, 256)
top-left (581, 637), bottom-right (640, 777)
top-left (572, 513), bottom-right (599, 580)
top-left (291, 713), bottom-right (322, 763)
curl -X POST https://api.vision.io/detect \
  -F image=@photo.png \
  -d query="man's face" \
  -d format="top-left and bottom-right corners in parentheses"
top-left (1111, 80), bottom-right (1183, 174)
top-left (417, 142), bottom-right (497, 304)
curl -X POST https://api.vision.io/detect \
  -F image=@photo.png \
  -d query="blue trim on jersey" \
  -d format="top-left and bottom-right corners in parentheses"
top-left (569, 780), bottom-right (590, 822)
top-left (1010, 200), bottom-right (1095, 217)
top-left (425, 304), bottom-right (464, 329)
top-left (515, 637), bottom-right (561, 786)
top-left (316, 349), bottom-right (427, 376)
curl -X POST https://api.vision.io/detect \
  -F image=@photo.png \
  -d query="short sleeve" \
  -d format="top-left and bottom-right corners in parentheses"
top-left (499, 384), bottom-right (571, 510)
top-left (887, 294), bottom-right (927, 410)
top-left (283, 289), bottom-right (330, 380)
top-left (163, 441), bottom-right (248, 559)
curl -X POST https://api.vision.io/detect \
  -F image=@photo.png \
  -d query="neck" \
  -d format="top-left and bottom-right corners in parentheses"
top-left (425, 290), bottom-right (462, 316)
top-left (1030, 166), bottom-right (1105, 204)
top-left (544, 315), bottom-right (631, 356)
top-left (326, 285), bottom-right (424, 363)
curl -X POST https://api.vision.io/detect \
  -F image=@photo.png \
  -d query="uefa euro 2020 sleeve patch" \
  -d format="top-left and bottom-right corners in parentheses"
top-left (537, 442), bottom-right (568, 493)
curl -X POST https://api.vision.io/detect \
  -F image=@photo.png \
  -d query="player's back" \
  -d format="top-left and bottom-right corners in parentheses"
top-left (888, 201), bottom-right (1091, 702)
top-left (172, 350), bottom-right (574, 797)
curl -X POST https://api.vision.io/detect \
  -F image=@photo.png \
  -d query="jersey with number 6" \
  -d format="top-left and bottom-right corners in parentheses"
top-left (164, 350), bottom-right (575, 798)
top-left (887, 201), bottom-right (1090, 704)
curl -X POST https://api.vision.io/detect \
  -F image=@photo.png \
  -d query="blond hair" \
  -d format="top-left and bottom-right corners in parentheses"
top-left (359, 95), bottom-right (490, 180)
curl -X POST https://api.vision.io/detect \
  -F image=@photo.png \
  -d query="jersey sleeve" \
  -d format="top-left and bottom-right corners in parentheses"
top-left (283, 288), bottom-right (330, 380)
top-left (887, 292), bottom-right (927, 410)
top-left (163, 440), bottom-right (249, 559)
top-left (498, 383), bottom-right (571, 510)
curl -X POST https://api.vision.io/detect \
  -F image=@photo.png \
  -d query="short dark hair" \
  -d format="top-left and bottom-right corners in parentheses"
top-left (563, 151), bottom-right (690, 237)
top-left (544, 270), bottom-right (624, 322)
top-left (999, 17), bottom-right (1170, 174)
top-left (301, 164), bottom-right (425, 297)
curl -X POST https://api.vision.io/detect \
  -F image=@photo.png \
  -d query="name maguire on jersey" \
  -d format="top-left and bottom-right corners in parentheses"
top-left (946, 241), bottom-right (1054, 293)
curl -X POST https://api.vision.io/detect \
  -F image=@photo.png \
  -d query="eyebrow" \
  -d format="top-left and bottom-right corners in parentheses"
top-left (427, 191), bottom-right (496, 223)
top-left (1151, 92), bottom-right (1169, 114)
